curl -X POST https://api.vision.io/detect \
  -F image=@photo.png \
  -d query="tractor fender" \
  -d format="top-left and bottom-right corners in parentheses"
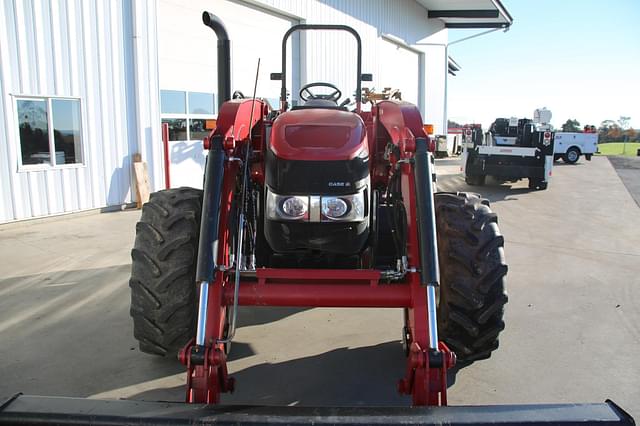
top-left (375, 100), bottom-right (427, 147)
top-left (213, 98), bottom-right (266, 142)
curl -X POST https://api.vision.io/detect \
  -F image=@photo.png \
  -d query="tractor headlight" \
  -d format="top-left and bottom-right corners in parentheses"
top-left (321, 197), bottom-right (348, 220)
top-left (266, 187), bottom-right (366, 222)
top-left (321, 192), bottom-right (365, 222)
top-left (282, 197), bottom-right (308, 218)
top-left (266, 192), bottom-right (308, 221)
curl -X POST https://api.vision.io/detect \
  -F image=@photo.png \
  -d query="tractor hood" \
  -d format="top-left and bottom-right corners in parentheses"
top-left (270, 109), bottom-right (367, 161)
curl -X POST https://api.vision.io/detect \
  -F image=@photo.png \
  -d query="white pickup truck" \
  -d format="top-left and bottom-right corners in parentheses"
top-left (553, 132), bottom-right (598, 164)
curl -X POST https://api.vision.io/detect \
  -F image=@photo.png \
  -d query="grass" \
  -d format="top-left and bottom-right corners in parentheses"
top-left (597, 142), bottom-right (640, 157)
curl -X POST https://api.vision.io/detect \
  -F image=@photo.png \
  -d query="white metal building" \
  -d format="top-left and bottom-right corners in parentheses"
top-left (0, 0), bottom-right (511, 223)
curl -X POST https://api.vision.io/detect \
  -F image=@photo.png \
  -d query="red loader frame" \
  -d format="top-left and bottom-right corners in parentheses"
top-left (178, 93), bottom-right (455, 405)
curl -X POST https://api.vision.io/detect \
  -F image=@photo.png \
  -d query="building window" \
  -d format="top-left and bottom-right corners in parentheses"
top-left (160, 90), bottom-right (186, 114)
top-left (188, 92), bottom-right (214, 114)
top-left (16, 96), bottom-right (84, 167)
top-left (163, 118), bottom-right (188, 141)
top-left (161, 90), bottom-right (215, 141)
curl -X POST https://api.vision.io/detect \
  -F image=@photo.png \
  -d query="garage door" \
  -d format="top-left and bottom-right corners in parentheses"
top-left (378, 39), bottom-right (420, 107)
top-left (157, 0), bottom-right (299, 188)
top-left (214, 3), bottom-right (298, 107)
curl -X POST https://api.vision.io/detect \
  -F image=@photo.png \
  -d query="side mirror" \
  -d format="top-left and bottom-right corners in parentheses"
top-left (270, 73), bottom-right (282, 81)
top-left (361, 73), bottom-right (373, 82)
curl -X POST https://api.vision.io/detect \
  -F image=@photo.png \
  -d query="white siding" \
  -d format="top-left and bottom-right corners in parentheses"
top-left (158, 0), bottom-right (446, 124)
top-left (156, 0), bottom-right (448, 187)
top-left (423, 44), bottom-right (447, 134)
top-left (379, 38), bottom-right (420, 106)
top-left (0, 0), bottom-right (162, 223)
top-left (253, 0), bottom-right (445, 125)
top-left (158, 0), bottom-right (301, 189)
top-left (1, 0), bottom-right (450, 222)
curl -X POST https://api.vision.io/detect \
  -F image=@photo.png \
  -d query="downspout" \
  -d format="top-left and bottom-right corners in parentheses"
top-left (131, 1), bottom-right (140, 160)
top-left (131, 1), bottom-right (162, 196)
top-left (130, 0), bottom-right (146, 197)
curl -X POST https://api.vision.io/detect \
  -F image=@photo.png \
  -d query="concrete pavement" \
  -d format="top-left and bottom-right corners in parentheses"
top-left (0, 156), bottom-right (638, 416)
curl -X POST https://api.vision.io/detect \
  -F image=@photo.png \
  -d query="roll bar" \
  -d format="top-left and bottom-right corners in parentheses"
top-left (276, 24), bottom-right (365, 112)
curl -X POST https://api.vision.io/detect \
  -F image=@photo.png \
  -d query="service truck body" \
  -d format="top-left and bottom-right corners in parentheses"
top-left (553, 132), bottom-right (598, 163)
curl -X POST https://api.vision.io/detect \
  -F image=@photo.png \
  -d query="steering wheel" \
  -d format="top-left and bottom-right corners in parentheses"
top-left (299, 82), bottom-right (342, 102)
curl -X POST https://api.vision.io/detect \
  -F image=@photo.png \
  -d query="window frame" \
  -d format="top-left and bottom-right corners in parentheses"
top-left (12, 94), bottom-right (86, 172)
top-left (160, 89), bottom-right (216, 142)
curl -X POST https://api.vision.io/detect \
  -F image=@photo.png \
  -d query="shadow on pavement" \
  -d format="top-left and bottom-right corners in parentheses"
top-left (130, 341), bottom-right (411, 405)
top-left (552, 161), bottom-right (585, 167)
top-left (129, 341), bottom-right (465, 405)
top-left (236, 306), bottom-right (308, 328)
top-left (0, 265), bottom-right (313, 399)
top-left (0, 265), bottom-right (188, 399)
top-left (437, 173), bottom-right (537, 203)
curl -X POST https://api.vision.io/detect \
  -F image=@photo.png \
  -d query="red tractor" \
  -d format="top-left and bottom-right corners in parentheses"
top-left (0, 12), bottom-right (633, 426)
top-left (129, 13), bottom-right (507, 406)
top-left (96, 11), bottom-right (632, 425)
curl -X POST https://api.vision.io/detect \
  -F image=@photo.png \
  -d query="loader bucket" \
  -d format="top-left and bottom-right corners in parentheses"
top-left (0, 394), bottom-right (634, 425)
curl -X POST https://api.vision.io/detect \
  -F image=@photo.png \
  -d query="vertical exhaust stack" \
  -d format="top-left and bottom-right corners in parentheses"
top-left (195, 13), bottom-right (230, 287)
top-left (202, 12), bottom-right (231, 108)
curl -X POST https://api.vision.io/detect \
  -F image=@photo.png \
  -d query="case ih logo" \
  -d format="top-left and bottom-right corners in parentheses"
top-left (328, 182), bottom-right (351, 187)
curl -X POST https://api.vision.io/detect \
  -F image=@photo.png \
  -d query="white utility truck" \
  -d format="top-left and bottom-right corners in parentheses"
top-left (462, 108), bottom-right (555, 190)
top-left (553, 132), bottom-right (598, 164)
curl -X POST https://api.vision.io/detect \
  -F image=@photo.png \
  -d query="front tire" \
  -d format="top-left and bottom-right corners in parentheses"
top-left (130, 187), bottom-right (202, 356)
top-left (435, 192), bottom-right (508, 362)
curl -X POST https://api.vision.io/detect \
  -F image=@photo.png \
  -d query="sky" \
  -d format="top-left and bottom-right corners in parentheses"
top-left (446, 0), bottom-right (640, 130)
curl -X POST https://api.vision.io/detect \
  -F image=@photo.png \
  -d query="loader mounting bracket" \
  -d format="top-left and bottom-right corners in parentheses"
top-left (179, 338), bottom-right (234, 403)
top-left (398, 342), bottom-right (455, 406)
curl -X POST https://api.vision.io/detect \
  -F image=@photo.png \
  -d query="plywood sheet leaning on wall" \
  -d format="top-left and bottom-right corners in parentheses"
top-left (132, 153), bottom-right (150, 209)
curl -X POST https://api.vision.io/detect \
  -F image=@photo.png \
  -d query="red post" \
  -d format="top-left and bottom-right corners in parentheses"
top-left (161, 122), bottom-right (171, 189)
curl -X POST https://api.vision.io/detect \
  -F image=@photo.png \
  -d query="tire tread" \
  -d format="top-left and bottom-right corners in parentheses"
top-left (435, 192), bottom-right (508, 362)
top-left (129, 187), bottom-right (202, 357)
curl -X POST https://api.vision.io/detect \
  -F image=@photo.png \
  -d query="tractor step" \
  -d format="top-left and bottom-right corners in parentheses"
top-left (0, 395), bottom-right (634, 425)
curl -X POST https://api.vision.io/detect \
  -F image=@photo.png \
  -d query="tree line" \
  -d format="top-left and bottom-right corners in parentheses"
top-left (596, 117), bottom-right (637, 143)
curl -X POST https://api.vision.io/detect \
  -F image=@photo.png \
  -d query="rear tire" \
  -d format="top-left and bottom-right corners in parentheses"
top-left (528, 178), bottom-right (548, 190)
top-left (130, 187), bottom-right (202, 356)
top-left (465, 174), bottom-right (485, 186)
top-left (435, 192), bottom-right (508, 362)
top-left (563, 147), bottom-right (580, 164)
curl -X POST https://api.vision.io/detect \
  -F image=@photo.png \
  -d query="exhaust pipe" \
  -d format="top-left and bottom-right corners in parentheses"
top-left (202, 12), bottom-right (231, 108)
top-left (194, 13), bottom-right (231, 346)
